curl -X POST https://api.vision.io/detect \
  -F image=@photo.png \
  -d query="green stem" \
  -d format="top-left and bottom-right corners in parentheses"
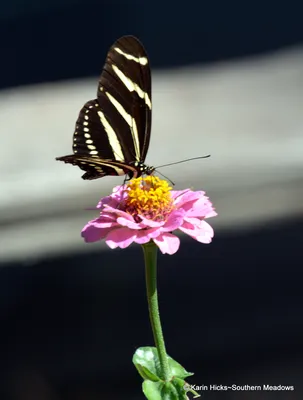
top-left (142, 241), bottom-right (170, 381)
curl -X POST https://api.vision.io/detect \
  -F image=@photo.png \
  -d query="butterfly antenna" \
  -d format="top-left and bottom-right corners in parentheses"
top-left (156, 155), bottom-right (210, 169)
top-left (155, 171), bottom-right (175, 186)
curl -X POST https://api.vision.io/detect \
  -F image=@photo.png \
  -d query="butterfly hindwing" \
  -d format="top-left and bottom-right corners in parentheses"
top-left (71, 100), bottom-right (118, 159)
top-left (57, 155), bottom-right (138, 180)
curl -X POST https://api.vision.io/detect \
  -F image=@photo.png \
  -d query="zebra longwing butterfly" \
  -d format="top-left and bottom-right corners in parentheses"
top-left (56, 35), bottom-right (154, 180)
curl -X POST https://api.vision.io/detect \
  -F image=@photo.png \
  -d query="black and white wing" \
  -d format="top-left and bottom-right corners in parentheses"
top-left (56, 35), bottom-right (152, 180)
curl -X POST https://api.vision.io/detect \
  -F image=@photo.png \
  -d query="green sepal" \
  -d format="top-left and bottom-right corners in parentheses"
top-left (133, 347), bottom-right (162, 381)
top-left (168, 356), bottom-right (194, 380)
top-left (142, 378), bottom-right (201, 400)
top-left (174, 377), bottom-right (201, 398)
top-left (142, 381), bottom-right (163, 400)
top-left (133, 347), bottom-right (193, 382)
top-left (133, 347), bottom-right (198, 399)
top-left (136, 363), bottom-right (161, 382)
top-left (143, 380), bottom-right (185, 400)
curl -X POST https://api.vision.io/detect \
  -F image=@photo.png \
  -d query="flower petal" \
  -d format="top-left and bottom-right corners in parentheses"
top-left (81, 222), bottom-right (112, 243)
top-left (138, 215), bottom-right (165, 228)
top-left (93, 214), bottom-right (118, 228)
top-left (185, 196), bottom-right (216, 218)
top-left (81, 179), bottom-right (217, 253)
top-left (161, 210), bottom-right (185, 232)
top-left (171, 189), bottom-right (191, 199)
top-left (180, 220), bottom-right (214, 243)
top-left (105, 227), bottom-right (136, 249)
top-left (116, 216), bottom-right (141, 229)
top-left (172, 190), bottom-right (205, 209)
top-left (194, 221), bottom-right (214, 243)
top-left (103, 205), bottom-right (136, 221)
top-left (205, 210), bottom-right (218, 218)
top-left (96, 187), bottom-right (125, 209)
top-left (183, 216), bottom-right (202, 227)
top-left (134, 228), bottom-right (161, 244)
top-left (179, 220), bottom-right (201, 237)
top-left (153, 233), bottom-right (180, 255)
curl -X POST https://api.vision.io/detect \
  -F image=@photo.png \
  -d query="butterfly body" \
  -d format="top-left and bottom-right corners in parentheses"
top-left (56, 36), bottom-right (152, 180)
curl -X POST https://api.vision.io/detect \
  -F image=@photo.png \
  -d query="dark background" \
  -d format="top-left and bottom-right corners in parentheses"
top-left (1, 1), bottom-right (303, 399)
top-left (2, 1), bottom-right (303, 89)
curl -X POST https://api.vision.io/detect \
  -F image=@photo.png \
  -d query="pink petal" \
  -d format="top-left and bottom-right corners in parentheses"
top-left (161, 210), bottom-right (185, 232)
top-left (179, 220), bottom-right (202, 236)
top-left (96, 189), bottom-right (123, 209)
top-left (116, 216), bottom-right (141, 229)
top-left (138, 215), bottom-right (165, 228)
top-left (183, 216), bottom-right (202, 227)
top-left (134, 228), bottom-right (161, 244)
top-left (171, 189), bottom-right (191, 199)
top-left (103, 205), bottom-right (136, 221)
top-left (195, 221), bottom-right (214, 243)
top-left (111, 185), bottom-right (125, 195)
top-left (147, 228), bottom-right (162, 239)
top-left (153, 233), bottom-right (180, 255)
top-left (134, 232), bottom-right (152, 245)
top-left (180, 220), bottom-right (214, 243)
top-left (93, 215), bottom-right (118, 228)
top-left (81, 223), bottom-right (112, 243)
top-left (175, 195), bottom-right (209, 216)
top-left (105, 227), bottom-right (136, 249)
top-left (205, 210), bottom-right (218, 218)
top-left (186, 196), bottom-right (216, 218)
top-left (96, 196), bottom-right (112, 209)
top-left (173, 190), bottom-right (204, 209)
top-left (110, 185), bottom-right (127, 201)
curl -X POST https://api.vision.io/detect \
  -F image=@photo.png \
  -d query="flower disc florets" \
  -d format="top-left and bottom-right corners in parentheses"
top-left (81, 177), bottom-right (217, 255)
top-left (124, 176), bottom-right (174, 222)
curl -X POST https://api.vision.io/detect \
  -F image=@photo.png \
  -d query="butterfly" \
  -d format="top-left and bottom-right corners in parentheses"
top-left (56, 35), bottom-right (154, 180)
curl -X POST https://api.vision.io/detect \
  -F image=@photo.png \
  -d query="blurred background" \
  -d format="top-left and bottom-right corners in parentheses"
top-left (1, 1), bottom-right (303, 399)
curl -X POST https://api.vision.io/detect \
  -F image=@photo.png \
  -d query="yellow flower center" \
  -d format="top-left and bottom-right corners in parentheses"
top-left (124, 176), bottom-right (174, 221)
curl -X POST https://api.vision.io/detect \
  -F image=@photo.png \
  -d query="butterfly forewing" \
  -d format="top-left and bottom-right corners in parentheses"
top-left (101, 36), bottom-right (152, 161)
top-left (56, 35), bottom-right (152, 180)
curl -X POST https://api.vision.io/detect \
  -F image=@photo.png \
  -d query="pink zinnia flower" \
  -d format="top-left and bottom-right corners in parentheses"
top-left (81, 176), bottom-right (217, 255)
